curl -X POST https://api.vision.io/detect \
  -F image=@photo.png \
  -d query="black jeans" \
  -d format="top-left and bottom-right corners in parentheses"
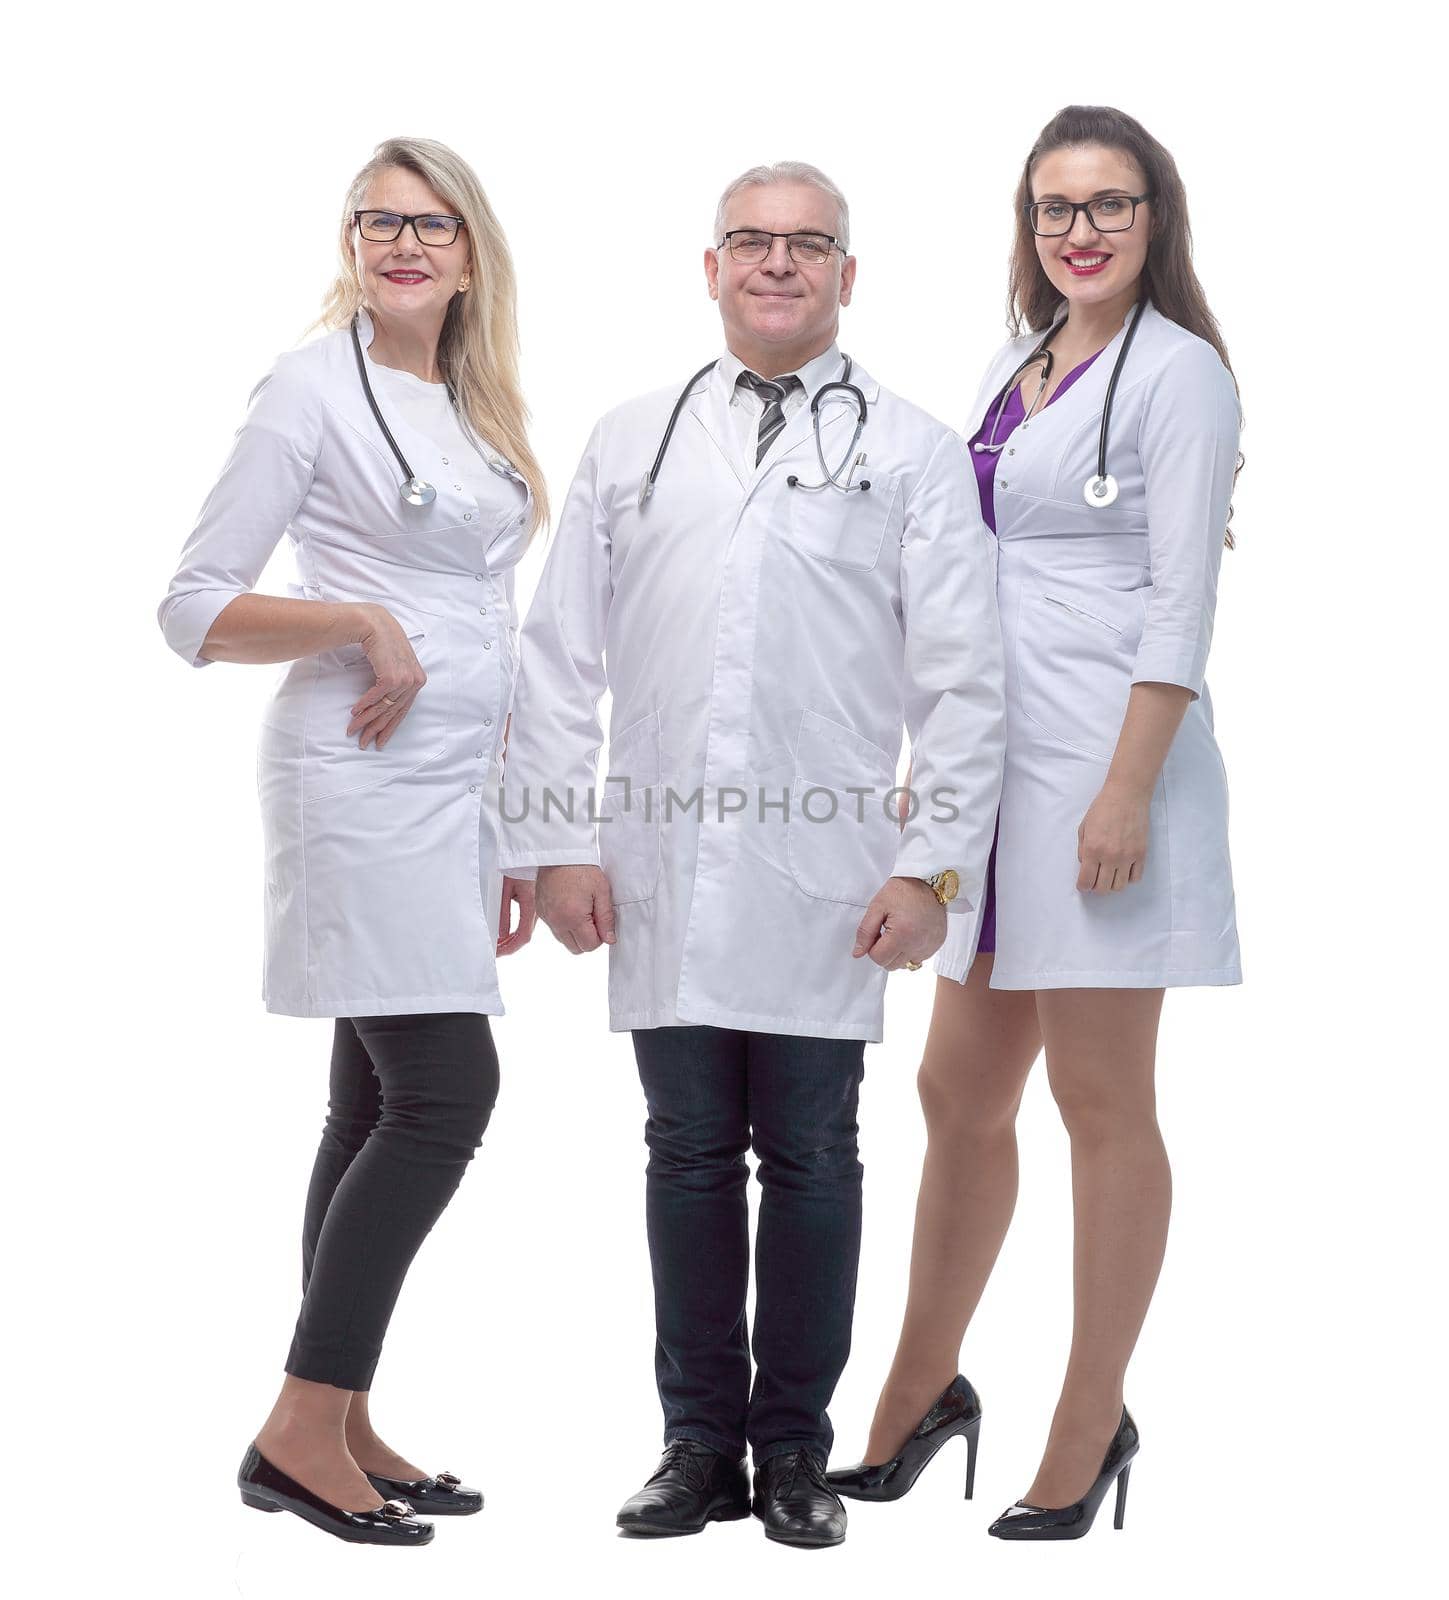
top-left (632, 1025), bottom-right (866, 1466)
top-left (285, 1012), bottom-right (499, 1391)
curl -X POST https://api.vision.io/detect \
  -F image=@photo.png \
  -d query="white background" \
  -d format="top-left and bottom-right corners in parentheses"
top-left (7, 2), bottom-right (1444, 1596)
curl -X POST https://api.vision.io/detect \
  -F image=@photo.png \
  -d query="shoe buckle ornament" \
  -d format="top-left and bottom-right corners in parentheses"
top-left (434, 1470), bottom-right (461, 1488)
top-left (380, 1499), bottom-right (416, 1520)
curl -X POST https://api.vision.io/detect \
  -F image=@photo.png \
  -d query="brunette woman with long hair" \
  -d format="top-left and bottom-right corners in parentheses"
top-left (828, 106), bottom-right (1243, 1540)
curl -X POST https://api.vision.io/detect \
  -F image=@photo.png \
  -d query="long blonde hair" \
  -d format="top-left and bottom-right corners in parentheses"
top-left (314, 136), bottom-right (548, 536)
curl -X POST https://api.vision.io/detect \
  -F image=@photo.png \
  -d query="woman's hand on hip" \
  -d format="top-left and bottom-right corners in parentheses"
top-left (1076, 780), bottom-right (1151, 894)
top-left (346, 603), bottom-right (428, 750)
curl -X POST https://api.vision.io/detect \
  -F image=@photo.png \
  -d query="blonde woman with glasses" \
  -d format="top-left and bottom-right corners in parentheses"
top-left (158, 137), bottom-right (548, 1546)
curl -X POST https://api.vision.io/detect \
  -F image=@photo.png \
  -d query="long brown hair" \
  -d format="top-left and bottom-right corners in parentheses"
top-left (312, 137), bottom-right (549, 537)
top-left (1008, 107), bottom-right (1242, 547)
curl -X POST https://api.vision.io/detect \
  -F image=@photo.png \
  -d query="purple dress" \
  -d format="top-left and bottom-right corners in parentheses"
top-left (969, 349), bottom-right (1102, 954)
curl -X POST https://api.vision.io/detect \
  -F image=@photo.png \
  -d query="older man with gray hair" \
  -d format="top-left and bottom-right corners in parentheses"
top-left (500, 161), bottom-right (1004, 1547)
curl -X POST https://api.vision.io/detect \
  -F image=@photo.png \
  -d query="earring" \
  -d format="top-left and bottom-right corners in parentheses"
top-left (458, 273), bottom-right (471, 292)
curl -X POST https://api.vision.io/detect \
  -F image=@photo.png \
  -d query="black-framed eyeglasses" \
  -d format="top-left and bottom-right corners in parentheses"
top-left (354, 210), bottom-right (467, 246)
top-left (717, 229), bottom-right (843, 265)
top-left (1026, 194), bottom-right (1151, 237)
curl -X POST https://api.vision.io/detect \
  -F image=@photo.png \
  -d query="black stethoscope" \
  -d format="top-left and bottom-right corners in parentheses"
top-left (638, 355), bottom-right (871, 510)
top-left (973, 296), bottom-right (1147, 509)
top-left (351, 313), bottom-right (436, 505)
top-left (349, 312), bottom-right (526, 507)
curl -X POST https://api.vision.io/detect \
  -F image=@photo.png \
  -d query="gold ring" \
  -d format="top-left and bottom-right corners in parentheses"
top-left (905, 959), bottom-right (922, 971)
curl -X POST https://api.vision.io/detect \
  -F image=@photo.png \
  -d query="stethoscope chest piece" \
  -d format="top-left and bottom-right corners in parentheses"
top-left (1083, 473), bottom-right (1119, 508)
top-left (402, 476), bottom-right (437, 507)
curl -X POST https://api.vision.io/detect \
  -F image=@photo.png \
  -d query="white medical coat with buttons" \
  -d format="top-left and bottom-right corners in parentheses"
top-left (498, 349), bottom-right (1006, 1041)
top-left (158, 307), bottom-right (530, 1018)
top-left (937, 299), bottom-right (1243, 990)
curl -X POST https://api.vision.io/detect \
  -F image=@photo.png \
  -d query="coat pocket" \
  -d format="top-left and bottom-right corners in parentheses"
top-left (302, 612), bottom-right (452, 803)
top-left (1015, 586), bottom-right (1145, 760)
top-left (786, 709), bottom-right (900, 907)
top-left (598, 710), bottom-right (662, 905)
top-left (786, 473), bottom-right (900, 570)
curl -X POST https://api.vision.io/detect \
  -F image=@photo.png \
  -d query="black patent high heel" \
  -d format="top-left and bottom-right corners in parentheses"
top-left (826, 1375), bottom-right (983, 1502)
top-left (986, 1406), bottom-right (1139, 1541)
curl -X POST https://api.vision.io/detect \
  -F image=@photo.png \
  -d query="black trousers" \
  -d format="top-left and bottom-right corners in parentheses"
top-left (632, 1025), bottom-right (866, 1465)
top-left (285, 1012), bottom-right (499, 1391)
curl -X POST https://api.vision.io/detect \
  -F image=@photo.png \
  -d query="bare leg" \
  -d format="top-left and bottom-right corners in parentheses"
top-left (345, 1391), bottom-right (427, 1481)
top-left (253, 1377), bottom-right (382, 1512)
top-left (1020, 986), bottom-right (1169, 1508)
top-left (860, 957), bottom-right (1043, 1464)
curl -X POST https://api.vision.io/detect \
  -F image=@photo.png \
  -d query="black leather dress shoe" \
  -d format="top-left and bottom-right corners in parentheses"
top-left (364, 1468), bottom-right (482, 1516)
top-left (616, 1440), bottom-right (751, 1536)
top-left (752, 1450), bottom-right (847, 1548)
top-left (827, 1374), bottom-right (983, 1501)
top-left (238, 1443), bottom-right (434, 1545)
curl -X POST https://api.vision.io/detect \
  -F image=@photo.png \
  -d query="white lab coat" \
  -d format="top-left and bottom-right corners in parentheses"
top-left (498, 349), bottom-right (1006, 1041)
top-left (937, 298), bottom-right (1243, 990)
top-left (158, 307), bottom-right (531, 1018)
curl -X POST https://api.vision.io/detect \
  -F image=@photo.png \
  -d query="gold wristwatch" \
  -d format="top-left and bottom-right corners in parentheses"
top-left (924, 870), bottom-right (960, 907)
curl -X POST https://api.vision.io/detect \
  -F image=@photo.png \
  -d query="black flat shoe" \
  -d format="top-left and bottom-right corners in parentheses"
top-left (238, 1443), bottom-right (434, 1546)
top-left (616, 1440), bottom-right (751, 1536)
top-left (987, 1406), bottom-right (1139, 1541)
top-left (753, 1450), bottom-right (846, 1549)
top-left (364, 1468), bottom-right (482, 1516)
top-left (827, 1374), bottom-right (983, 1502)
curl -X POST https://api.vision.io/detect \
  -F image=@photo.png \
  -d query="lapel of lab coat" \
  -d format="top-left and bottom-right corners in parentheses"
top-left (686, 361), bottom-right (746, 487)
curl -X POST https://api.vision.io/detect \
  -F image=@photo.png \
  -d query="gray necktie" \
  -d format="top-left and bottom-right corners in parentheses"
top-left (737, 371), bottom-right (803, 465)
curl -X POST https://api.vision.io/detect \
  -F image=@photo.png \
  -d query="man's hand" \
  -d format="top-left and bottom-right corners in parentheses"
top-left (536, 864), bottom-right (617, 954)
top-left (852, 876), bottom-right (946, 970)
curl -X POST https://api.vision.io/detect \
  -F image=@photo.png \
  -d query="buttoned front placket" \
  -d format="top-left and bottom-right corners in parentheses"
top-left (428, 432), bottom-right (530, 927)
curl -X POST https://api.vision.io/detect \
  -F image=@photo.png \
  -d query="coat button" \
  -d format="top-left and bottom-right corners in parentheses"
top-left (475, 749), bottom-right (484, 759)
top-left (479, 607), bottom-right (487, 615)
top-left (464, 513), bottom-right (473, 521)
top-left (469, 784), bottom-right (478, 794)
top-left (484, 717), bottom-right (493, 727)
top-left (442, 456), bottom-right (450, 465)
top-left (475, 573), bottom-right (484, 580)
top-left (999, 480), bottom-right (1009, 489)
top-left (1007, 447), bottom-right (1015, 455)
top-left (483, 641), bottom-right (492, 650)
top-left (455, 484), bottom-right (463, 491)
